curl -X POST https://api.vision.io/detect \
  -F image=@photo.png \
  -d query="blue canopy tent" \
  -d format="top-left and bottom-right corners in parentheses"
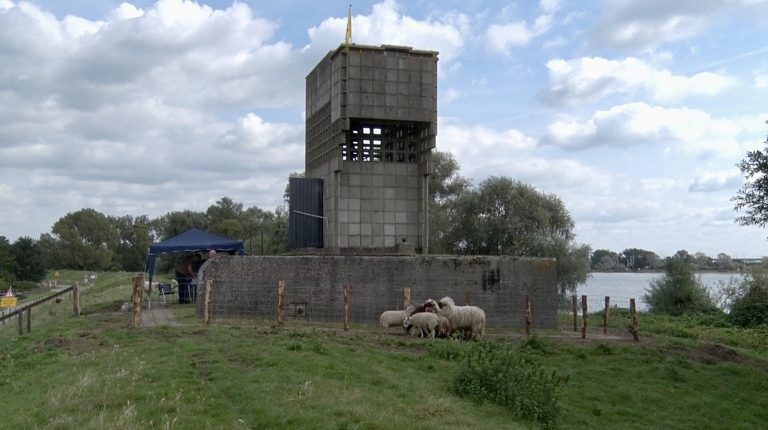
top-left (145, 228), bottom-right (244, 289)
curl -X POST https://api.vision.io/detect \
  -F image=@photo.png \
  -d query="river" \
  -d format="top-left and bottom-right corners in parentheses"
top-left (576, 272), bottom-right (743, 311)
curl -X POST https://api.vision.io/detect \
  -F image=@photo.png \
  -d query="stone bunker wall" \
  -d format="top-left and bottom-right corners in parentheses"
top-left (197, 255), bottom-right (558, 328)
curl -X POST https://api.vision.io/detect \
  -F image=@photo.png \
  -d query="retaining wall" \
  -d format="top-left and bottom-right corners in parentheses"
top-left (196, 254), bottom-right (558, 328)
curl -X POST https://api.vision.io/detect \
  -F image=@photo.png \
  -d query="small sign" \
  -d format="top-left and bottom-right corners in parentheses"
top-left (0, 287), bottom-right (16, 308)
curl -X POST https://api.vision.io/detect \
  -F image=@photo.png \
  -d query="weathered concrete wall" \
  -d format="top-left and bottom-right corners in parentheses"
top-left (197, 255), bottom-right (558, 328)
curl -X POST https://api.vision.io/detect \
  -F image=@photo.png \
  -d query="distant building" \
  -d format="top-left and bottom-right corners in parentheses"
top-left (291, 43), bottom-right (438, 253)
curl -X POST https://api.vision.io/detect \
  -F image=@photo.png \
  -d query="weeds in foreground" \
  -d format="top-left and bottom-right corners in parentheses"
top-left (452, 339), bottom-right (568, 429)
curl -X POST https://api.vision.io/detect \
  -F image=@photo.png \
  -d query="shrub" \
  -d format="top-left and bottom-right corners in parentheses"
top-left (728, 270), bottom-right (768, 327)
top-left (451, 342), bottom-right (568, 429)
top-left (644, 259), bottom-right (715, 316)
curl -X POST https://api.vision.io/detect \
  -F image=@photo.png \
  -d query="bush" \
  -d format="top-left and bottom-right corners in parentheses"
top-left (452, 342), bottom-right (568, 429)
top-left (728, 270), bottom-right (768, 327)
top-left (644, 259), bottom-right (715, 316)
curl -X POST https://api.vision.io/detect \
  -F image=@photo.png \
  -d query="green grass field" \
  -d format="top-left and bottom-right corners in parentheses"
top-left (1, 272), bottom-right (767, 429)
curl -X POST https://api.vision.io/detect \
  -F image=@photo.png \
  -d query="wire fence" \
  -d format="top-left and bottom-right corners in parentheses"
top-left (199, 281), bottom-right (640, 340)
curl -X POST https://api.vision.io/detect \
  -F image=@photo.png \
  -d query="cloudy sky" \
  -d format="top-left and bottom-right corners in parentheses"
top-left (2, 0), bottom-right (768, 258)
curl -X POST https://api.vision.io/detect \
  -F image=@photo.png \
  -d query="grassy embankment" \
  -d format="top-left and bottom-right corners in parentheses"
top-left (1, 271), bottom-right (767, 429)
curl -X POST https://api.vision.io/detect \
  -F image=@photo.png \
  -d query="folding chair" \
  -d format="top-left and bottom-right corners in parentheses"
top-left (157, 283), bottom-right (176, 303)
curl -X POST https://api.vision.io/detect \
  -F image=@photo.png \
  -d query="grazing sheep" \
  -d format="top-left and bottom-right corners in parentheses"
top-left (403, 312), bottom-right (440, 338)
top-left (379, 305), bottom-right (416, 330)
top-left (405, 299), bottom-right (439, 317)
top-left (436, 314), bottom-right (452, 338)
top-left (437, 296), bottom-right (486, 340)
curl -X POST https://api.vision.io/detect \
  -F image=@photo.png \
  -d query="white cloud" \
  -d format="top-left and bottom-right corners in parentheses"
top-left (540, 102), bottom-right (744, 158)
top-left (307, 0), bottom-right (467, 62)
top-left (591, 0), bottom-right (724, 51)
top-left (438, 121), bottom-right (610, 193)
top-left (108, 3), bottom-right (145, 20)
top-left (543, 57), bottom-right (735, 105)
top-left (755, 72), bottom-right (768, 88)
top-left (540, 0), bottom-right (560, 14)
top-left (216, 113), bottom-right (304, 167)
top-left (688, 170), bottom-right (743, 192)
top-left (485, 14), bottom-right (552, 54)
top-left (639, 178), bottom-right (678, 192)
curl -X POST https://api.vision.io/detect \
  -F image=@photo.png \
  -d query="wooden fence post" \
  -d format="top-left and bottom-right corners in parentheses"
top-left (572, 295), bottom-right (578, 332)
top-left (464, 292), bottom-right (471, 305)
top-left (581, 295), bottom-right (587, 339)
top-left (277, 280), bottom-right (285, 328)
top-left (524, 295), bottom-right (532, 337)
top-left (73, 281), bottom-right (81, 316)
top-left (131, 274), bottom-right (143, 328)
top-left (603, 296), bottom-right (610, 335)
top-left (403, 287), bottom-right (411, 309)
top-left (343, 284), bottom-right (350, 331)
top-left (18, 312), bottom-right (23, 335)
top-left (630, 298), bottom-right (639, 342)
top-left (204, 280), bottom-right (213, 325)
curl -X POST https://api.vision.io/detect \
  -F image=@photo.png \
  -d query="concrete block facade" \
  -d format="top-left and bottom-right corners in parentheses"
top-left (304, 44), bottom-right (437, 253)
top-left (197, 255), bottom-right (559, 328)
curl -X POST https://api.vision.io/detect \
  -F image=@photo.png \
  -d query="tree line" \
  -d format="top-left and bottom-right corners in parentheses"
top-left (2, 151), bottom-right (593, 295)
top-left (590, 248), bottom-right (745, 272)
top-left (0, 198), bottom-right (289, 286)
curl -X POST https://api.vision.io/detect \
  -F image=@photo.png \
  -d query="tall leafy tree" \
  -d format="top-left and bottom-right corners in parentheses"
top-left (111, 215), bottom-right (152, 271)
top-left (155, 210), bottom-right (208, 239)
top-left (429, 151), bottom-right (470, 253)
top-left (50, 208), bottom-right (117, 270)
top-left (206, 197), bottom-right (244, 239)
top-left (0, 235), bottom-right (13, 284)
top-left (442, 176), bottom-right (590, 294)
top-left (11, 236), bottom-right (46, 282)
top-left (733, 140), bottom-right (768, 228)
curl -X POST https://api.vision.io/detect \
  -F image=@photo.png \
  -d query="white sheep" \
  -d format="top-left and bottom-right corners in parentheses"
top-left (436, 314), bottom-right (452, 338)
top-left (403, 312), bottom-right (440, 338)
top-left (437, 296), bottom-right (486, 340)
top-left (379, 305), bottom-right (415, 330)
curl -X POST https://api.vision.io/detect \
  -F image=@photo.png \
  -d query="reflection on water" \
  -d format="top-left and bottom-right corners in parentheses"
top-left (576, 272), bottom-right (743, 311)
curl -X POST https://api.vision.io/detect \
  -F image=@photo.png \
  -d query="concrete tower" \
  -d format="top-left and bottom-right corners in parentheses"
top-left (302, 43), bottom-right (438, 253)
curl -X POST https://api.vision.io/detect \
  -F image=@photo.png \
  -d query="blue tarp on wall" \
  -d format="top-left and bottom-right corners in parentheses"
top-left (145, 228), bottom-right (244, 285)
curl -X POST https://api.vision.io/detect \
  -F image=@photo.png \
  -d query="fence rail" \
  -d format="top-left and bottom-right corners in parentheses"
top-left (0, 284), bottom-right (79, 334)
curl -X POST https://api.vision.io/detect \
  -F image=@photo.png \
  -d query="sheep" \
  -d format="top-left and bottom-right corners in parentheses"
top-left (437, 296), bottom-right (486, 340)
top-left (402, 312), bottom-right (440, 338)
top-left (435, 314), bottom-right (452, 338)
top-left (379, 305), bottom-right (415, 330)
top-left (405, 299), bottom-right (439, 317)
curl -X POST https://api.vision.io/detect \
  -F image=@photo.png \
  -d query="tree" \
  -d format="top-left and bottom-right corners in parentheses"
top-left (111, 215), bottom-right (152, 271)
top-left (727, 265), bottom-right (768, 327)
top-left (621, 248), bottom-right (659, 271)
top-left (0, 235), bottom-right (13, 285)
top-left (673, 250), bottom-right (693, 264)
top-left (644, 259), bottom-right (715, 316)
top-left (50, 208), bottom-right (117, 270)
top-left (429, 151), bottom-right (470, 254)
top-left (11, 236), bottom-right (46, 282)
top-left (693, 252), bottom-right (712, 270)
top-left (733, 139), bottom-right (768, 228)
top-left (155, 210), bottom-right (208, 239)
top-left (716, 253), bottom-right (734, 271)
top-left (591, 249), bottom-right (620, 270)
top-left (442, 176), bottom-right (591, 294)
top-left (206, 197), bottom-right (244, 239)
